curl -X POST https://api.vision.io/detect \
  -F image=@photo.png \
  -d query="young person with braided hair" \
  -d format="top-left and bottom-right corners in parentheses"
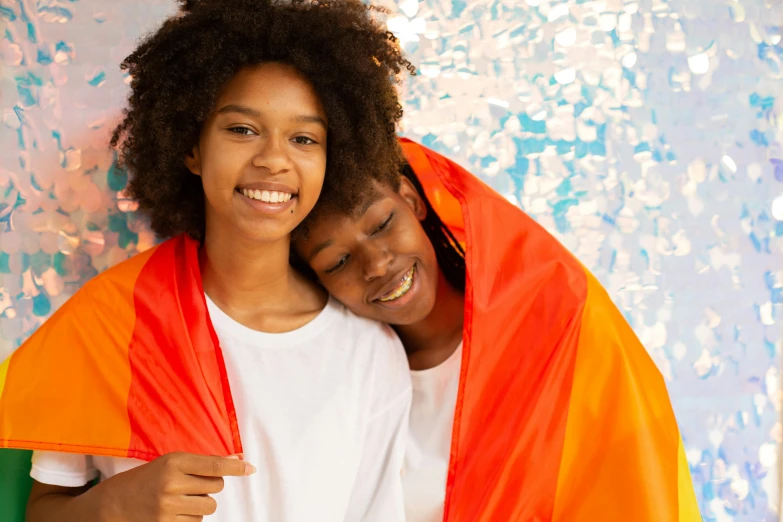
top-left (0, 0), bottom-right (418, 520)
top-left (294, 138), bottom-right (700, 522)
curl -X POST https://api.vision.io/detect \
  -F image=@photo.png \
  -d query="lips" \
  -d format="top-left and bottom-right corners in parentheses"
top-left (234, 180), bottom-right (299, 214)
top-left (240, 188), bottom-right (293, 203)
top-left (374, 264), bottom-right (416, 303)
top-left (236, 181), bottom-right (298, 194)
top-left (235, 181), bottom-right (298, 201)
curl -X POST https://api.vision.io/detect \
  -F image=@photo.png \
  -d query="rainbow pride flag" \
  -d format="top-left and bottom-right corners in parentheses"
top-left (401, 138), bottom-right (700, 521)
top-left (0, 236), bottom-right (242, 461)
top-left (0, 138), bottom-right (699, 521)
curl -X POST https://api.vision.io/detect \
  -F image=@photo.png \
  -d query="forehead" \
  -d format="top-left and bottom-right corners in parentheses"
top-left (300, 185), bottom-right (393, 240)
top-left (217, 63), bottom-right (324, 111)
top-left (322, 180), bottom-right (395, 219)
top-left (352, 185), bottom-right (390, 218)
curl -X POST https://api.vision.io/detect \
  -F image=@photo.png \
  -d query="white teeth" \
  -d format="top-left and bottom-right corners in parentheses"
top-left (378, 266), bottom-right (415, 303)
top-left (241, 189), bottom-right (294, 203)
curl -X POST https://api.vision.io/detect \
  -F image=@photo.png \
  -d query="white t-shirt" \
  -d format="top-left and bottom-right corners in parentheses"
top-left (31, 295), bottom-right (412, 522)
top-left (402, 343), bottom-right (463, 522)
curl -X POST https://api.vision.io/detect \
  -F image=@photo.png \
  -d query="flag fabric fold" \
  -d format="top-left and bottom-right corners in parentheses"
top-left (0, 138), bottom-right (699, 521)
top-left (400, 138), bottom-right (699, 522)
top-left (0, 235), bottom-right (242, 461)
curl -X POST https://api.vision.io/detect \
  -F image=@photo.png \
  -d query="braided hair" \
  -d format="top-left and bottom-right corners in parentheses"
top-left (400, 163), bottom-right (466, 294)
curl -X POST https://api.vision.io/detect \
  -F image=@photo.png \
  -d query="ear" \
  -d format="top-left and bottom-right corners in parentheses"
top-left (398, 177), bottom-right (427, 221)
top-left (184, 145), bottom-right (202, 176)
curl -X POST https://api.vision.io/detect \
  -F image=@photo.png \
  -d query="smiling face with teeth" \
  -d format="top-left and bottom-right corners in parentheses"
top-left (185, 63), bottom-right (328, 245)
top-left (295, 177), bottom-right (441, 327)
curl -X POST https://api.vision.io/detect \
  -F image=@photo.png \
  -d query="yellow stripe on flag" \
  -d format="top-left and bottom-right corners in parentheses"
top-left (0, 356), bottom-right (9, 404)
top-left (678, 438), bottom-right (701, 521)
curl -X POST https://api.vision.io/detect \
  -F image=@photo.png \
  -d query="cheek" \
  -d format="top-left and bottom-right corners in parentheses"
top-left (293, 157), bottom-right (326, 211)
top-left (398, 225), bottom-right (432, 257)
top-left (200, 141), bottom-right (248, 189)
top-left (325, 275), bottom-right (366, 308)
top-left (407, 228), bottom-right (438, 284)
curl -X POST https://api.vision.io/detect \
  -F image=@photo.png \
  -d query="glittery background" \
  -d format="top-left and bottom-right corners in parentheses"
top-left (0, 1), bottom-right (781, 520)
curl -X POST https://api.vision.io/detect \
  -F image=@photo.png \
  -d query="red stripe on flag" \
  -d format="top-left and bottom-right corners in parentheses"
top-left (126, 236), bottom-right (241, 460)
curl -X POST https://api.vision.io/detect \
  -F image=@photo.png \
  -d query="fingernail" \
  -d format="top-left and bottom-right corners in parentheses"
top-left (245, 462), bottom-right (256, 475)
top-left (227, 455), bottom-right (240, 460)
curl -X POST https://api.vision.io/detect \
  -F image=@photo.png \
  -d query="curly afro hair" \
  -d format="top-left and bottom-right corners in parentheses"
top-left (111, 0), bottom-right (415, 241)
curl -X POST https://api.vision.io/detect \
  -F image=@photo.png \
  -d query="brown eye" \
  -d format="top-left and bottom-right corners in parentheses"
top-left (373, 212), bottom-right (394, 234)
top-left (227, 126), bottom-right (256, 136)
top-left (292, 136), bottom-right (317, 145)
top-left (325, 255), bottom-right (349, 274)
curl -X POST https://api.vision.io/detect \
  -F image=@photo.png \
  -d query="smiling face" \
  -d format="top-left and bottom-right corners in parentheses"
top-left (294, 178), bottom-right (440, 326)
top-left (185, 62), bottom-right (328, 244)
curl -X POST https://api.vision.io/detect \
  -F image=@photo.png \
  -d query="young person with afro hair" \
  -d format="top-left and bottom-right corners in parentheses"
top-left (0, 0), bottom-right (416, 520)
top-left (293, 143), bottom-right (701, 522)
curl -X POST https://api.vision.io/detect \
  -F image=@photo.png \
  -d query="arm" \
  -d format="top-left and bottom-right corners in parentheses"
top-left (27, 481), bottom-right (103, 522)
top-left (26, 451), bottom-right (254, 522)
top-left (26, 451), bottom-right (105, 522)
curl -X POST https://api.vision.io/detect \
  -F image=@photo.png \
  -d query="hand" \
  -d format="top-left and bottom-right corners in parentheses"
top-left (96, 452), bottom-right (255, 521)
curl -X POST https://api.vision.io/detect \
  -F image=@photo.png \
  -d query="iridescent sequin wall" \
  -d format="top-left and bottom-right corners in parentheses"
top-left (0, 0), bottom-right (781, 519)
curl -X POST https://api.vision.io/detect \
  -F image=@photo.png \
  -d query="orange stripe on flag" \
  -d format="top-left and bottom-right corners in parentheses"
top-left (552, 270), bottom-right (685, 521)
top-left (0, 247), bottom-right (157, 456)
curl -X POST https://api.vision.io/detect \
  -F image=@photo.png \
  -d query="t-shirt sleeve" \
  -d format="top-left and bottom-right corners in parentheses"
top-left (30, 451), bottom-right (99, 488)
top-left (343, 325), bottom-right (412, 522)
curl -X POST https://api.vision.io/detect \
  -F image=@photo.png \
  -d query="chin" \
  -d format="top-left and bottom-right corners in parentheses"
top-left (238, 221), bottom-right (296, 243)
top-left (383, 301), bottom-right (434, 327)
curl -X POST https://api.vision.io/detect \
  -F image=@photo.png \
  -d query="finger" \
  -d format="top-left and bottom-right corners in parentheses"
top-left (212, 454), bottom-right (240, 460)
top-left (175, 494), bottom-right (218, 516)
top-left (175, 516), bottom-right (203, 521)
top-left (171, 474), bottom-right (225, 496)
top-left (178, 454), bottom-right (256, 477)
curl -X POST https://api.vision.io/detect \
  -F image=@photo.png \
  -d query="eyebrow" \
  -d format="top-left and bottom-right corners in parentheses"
top-left (216, 104), bottom-right (327, 129)
top-left (216, 104), bottom-right (261, 118)
top-left (308, 239), bottom-right (334, 262)
top-left (359, 194), bottom-right (383, 216)
top-left (307, 195), bottom-right (386, 262)
top-left (292, 114), bottom-right (328, 129)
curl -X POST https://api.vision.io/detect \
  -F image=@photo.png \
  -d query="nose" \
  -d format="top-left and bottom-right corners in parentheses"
top-left (362, 242), bottom-right (393, 282)
top-left (252, 134), bottom-right (292, 174)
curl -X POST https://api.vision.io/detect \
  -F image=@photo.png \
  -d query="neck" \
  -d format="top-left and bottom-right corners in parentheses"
top-left (200, 222), bottom-right (297, 314)
top-left (395, 269), bottom-right (464, 371)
